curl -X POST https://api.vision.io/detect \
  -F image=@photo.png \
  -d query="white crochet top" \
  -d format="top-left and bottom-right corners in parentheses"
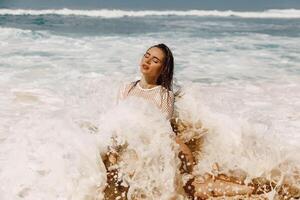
top-left (118, 81), bottom-right (174, 120)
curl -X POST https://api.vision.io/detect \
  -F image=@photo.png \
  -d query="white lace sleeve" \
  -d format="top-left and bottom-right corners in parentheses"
top-left (161, 91), bottom-right (175, 120)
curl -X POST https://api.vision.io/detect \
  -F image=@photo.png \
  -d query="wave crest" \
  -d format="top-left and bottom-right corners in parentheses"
top-left (0, 8), bottom-right (300, 18)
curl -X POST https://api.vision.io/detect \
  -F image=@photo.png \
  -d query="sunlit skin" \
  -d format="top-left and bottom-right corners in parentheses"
top-left (139, 47), bottom-right (165, 89)
top-left (192, 175), bottom-right (254, 199)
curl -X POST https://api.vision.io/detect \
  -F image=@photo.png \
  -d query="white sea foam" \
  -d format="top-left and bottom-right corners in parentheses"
top-left (175, 83), bottom-right (300, 178)
top-left (0, 27), bottom-right (299, 199)
top-left (96, 98), bottom-right (177, 199)
top-left (0, 99), bottom-right (107, 200)
top-left (0, 8), bottom-right (300, 18)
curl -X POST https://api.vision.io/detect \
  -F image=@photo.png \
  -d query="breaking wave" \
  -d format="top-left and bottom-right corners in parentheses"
top-left (0, 8), bottom-right (300, 18)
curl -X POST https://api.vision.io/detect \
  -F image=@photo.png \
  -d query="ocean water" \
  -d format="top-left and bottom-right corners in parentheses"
top-left (0, 9), bottom-right (300, 200)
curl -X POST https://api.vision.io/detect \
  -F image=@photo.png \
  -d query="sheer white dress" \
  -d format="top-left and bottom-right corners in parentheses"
top-left (117, 81), bottom-right (175, 120)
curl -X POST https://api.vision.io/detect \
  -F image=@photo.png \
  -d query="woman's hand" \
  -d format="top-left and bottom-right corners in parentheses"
top-left (175, 136), bottom-right (195, 168)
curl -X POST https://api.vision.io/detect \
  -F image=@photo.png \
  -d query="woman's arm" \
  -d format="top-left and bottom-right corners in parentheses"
top-left (175, 136), bottom-right (195, 169)
top-left (161, 91), bottom-right (175, 120)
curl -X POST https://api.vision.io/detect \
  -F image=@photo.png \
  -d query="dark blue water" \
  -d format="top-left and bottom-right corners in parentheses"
top-left (1, 0), bottom-right (300, 10)
top-left (1, 14), bottom-right (300, 38)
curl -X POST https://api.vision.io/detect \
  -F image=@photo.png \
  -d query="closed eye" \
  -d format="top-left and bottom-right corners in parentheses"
top-left (153, 58), bottom-right (159, 63)
top-left (144, 52), bottom-right (161, 63)
top-left (144, 53), bottom-right (150, 58)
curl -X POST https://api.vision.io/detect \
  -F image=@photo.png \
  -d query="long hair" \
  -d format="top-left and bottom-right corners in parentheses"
top-left (129, 43), bottom-right (174, 93)
top-left (153, 43), bottom-right (174, 92)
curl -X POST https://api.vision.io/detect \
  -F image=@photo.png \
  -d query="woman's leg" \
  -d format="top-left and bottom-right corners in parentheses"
top-left (191, 175), bottom-right (254, 199)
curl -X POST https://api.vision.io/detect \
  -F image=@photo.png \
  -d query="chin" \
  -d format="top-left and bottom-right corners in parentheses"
top-left (140, 68), bottom-right (149, 75)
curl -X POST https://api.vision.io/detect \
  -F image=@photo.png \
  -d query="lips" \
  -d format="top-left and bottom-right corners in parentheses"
top-left (142, 64), bottom-right (150, 70)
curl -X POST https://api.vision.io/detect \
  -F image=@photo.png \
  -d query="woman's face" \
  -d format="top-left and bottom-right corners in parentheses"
top-left (140, 47), bottom-right (165, 81)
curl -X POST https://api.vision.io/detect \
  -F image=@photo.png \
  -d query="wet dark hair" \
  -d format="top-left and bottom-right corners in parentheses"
top-left (129, 43), bottom-right (174, 93)
top-left (152, 43), bottom-right (174, 91)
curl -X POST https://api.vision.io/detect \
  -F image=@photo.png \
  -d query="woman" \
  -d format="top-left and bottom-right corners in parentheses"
top-left (111, 43), bottom-right (254, 199)
top-left (117, 43), bottom-right (175, 120)
top-left (117, 43), bottom-right (195, 171)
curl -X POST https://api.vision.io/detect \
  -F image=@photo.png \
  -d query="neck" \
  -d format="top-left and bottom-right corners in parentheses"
top-left (140, 76), bottom-right (158, 89)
